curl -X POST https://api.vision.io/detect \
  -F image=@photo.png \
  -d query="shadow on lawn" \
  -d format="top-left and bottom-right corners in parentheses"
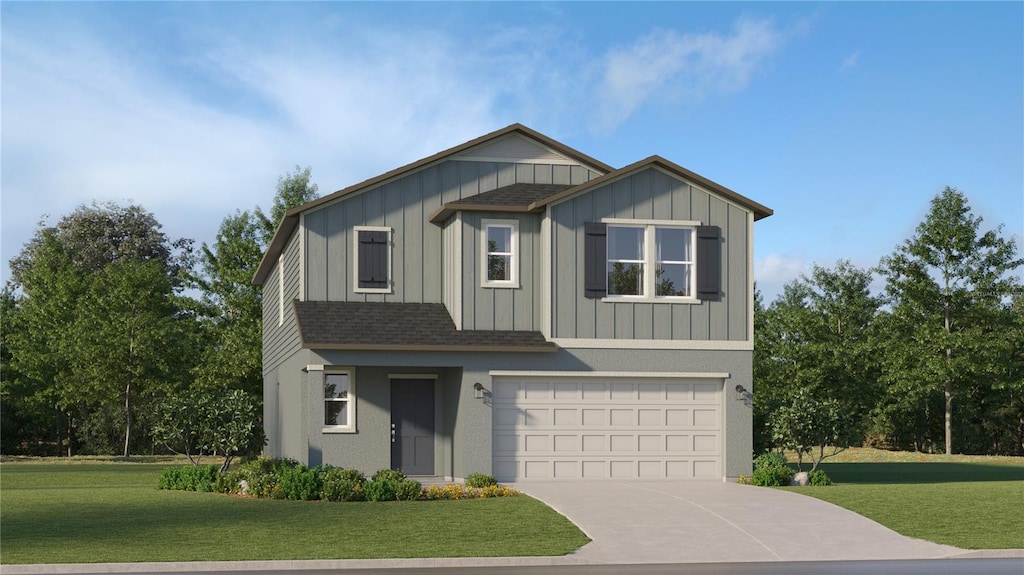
top-left (814, 462), bottom-right (1024, 484)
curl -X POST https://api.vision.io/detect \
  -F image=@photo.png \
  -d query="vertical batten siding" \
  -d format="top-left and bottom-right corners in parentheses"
top-left (551, 166), bottom-right (750, 342)
top-left (300, 160), bottom-right (596, 316)
top-left (263, 232), bottom-right (303, 376)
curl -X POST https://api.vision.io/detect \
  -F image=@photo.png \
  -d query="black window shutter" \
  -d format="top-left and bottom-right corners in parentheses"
top-left (358, 230), bottom-right (388, 289)
top-left (584, 222), bottom-right (607, 299)
top-left (696, 225), bottom-right (721, 301)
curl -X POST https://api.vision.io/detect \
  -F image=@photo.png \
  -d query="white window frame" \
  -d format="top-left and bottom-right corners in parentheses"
top-left (481, 219), bottom-right (520, 288)
top-left (603, 218), bottom-right (698, 302)
top-left (353, 226), bottom-right (393, 294)
top-left (322, 367), bottom-right (356, 433)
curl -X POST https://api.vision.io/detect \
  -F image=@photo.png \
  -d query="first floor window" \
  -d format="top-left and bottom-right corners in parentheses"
top-left (324, 372), bottom-right (352, 428)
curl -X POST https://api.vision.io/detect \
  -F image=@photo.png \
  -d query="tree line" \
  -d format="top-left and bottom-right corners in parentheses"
top-left (755, 187), bottom-right (1023, 463)
top-left (1, 182), bottom-right (1020, 460)
top-left (0, 168), bottom-right (318, 457)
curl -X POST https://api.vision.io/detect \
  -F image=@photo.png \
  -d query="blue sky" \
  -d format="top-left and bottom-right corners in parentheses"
top-left (2, 2), bottom-right (1021, 301)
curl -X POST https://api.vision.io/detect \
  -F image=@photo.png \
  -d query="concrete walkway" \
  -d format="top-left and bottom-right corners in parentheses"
top-left (515, 481), bottom-right (963, 563)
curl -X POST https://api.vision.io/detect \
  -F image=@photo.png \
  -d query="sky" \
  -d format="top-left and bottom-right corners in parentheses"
top-left (2, 2), bottom-right (1022, 301)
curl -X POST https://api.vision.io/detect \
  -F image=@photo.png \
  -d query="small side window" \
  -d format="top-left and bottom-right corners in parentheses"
top-left (481, 220), bottom-right (519, 288)
top-left (323, 371), bottom-right (355, 432)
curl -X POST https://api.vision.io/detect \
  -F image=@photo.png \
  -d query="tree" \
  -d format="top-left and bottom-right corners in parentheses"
top-left (153, 390), bottom-right (265, 472)
top-left (191, 167), bottom-right (318, 398)
top-left (754, 261), bottom-right (882, 458)
top-left (878, 188), bottom-right (1023, 454)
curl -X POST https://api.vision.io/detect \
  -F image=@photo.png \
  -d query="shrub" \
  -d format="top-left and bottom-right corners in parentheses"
top-left (809, 469), bottom-right (833, 486)
top-left (278, 465), bottom-right (323, 501)
top-left (363, 478), bottom-right (398, 501)
top-left (371, 469), bottom-right (407, 483)
top-left (214, 471), bottom-right (244, 494)
top-left (478, 484), bottom-right (518, 498)
top-left (395, 479), bottom-right (423, 501)
top-left (158, 464), bottom-right (219, 492)
top-left (465, 473), bottom-right (497, 488)
top-left (321, 467), bottom-right (366, 502)
top-left (749, 451), bottom-right (793, 487)
top-left (238, 456), bottom-right (297, 498)
top-left (423, 483), bottom-right (518, 500)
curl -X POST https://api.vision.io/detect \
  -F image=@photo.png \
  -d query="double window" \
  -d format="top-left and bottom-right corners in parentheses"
top-left (354, 226), bottom-right (392, 293)
top-left (585, 220), bottom-right (720, 301)
top-left (324, 370), bottom-right (355, 432)
top-left (606, 224), bottom-right (694, 298)
top-left (482, 219), bottom-right (519, 288)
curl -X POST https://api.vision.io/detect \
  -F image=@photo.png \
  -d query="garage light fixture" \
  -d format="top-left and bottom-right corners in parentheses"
top-left (473, 382), bottom-right (485, 399)
top-left (734, 384), bottom-right (749, 401)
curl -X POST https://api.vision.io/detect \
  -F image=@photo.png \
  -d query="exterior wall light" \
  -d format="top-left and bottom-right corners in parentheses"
top-left (473, 382), bottom-right (485, 399)
top-left (735, 384), bottom-right (749, 400)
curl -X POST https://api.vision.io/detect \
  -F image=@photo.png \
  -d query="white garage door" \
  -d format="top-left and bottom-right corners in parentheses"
top-left (492, 376), bottom-right (723, 481)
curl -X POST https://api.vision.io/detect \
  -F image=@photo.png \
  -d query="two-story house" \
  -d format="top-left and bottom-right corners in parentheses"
top-left (253, 124), bottom-right (772, 482)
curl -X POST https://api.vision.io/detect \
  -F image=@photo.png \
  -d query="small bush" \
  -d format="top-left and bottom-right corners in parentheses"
top-left (214, 471), bottom-right (244, 494)
top-left (395, 479), bottom-right (423, 501)
top-left (423, 483), bottom-right (518, 500)
top-left (465, 473), bottom-right (497, 488)
top-left (736, 475), bottom-right (751, 485)
top-left (371, 469), bottom-right (407, 483)
top-left (278, 465), bottom-right (323, 501)
top-left (478, 484), bottom-right (518, 498)
top-left (158, 464), bottom-right (219, 492)
top-left (238, 456), bottom-right (297, 498)
top-left (809, 469), bottom-right (833, 486)
top-left (321, 467), bottom-right (365, 502)
top-left (363, 478), bottom-right (398, 501)
top-left (749, 451), bottom-right (793, 487)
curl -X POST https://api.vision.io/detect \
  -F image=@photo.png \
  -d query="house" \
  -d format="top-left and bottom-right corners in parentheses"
top-left (253, 124), bottom-right (772, 482)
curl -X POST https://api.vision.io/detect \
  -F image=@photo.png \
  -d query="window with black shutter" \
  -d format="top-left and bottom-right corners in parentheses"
top-left (356, 228), bottom-right (390, 292)
top-left (695, 225), bottom-right (721, 301)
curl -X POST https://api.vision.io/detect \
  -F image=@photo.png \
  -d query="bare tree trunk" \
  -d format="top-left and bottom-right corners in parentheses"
top-left (123, 378), bottom-right (132, 458)
top-left (944, 297), bottom-right (953, 455)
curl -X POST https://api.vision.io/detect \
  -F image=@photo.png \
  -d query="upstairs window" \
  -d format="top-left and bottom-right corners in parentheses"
top-left (482, 220), bottom-right (519, 288)
top-left (585, 220), bottom-right (719, 301)
top-left (354, 226), bottom-right (392, 293)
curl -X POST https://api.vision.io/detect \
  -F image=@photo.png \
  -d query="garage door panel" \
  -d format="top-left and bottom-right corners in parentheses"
top-left (493, 376), bottom-right (723, 482)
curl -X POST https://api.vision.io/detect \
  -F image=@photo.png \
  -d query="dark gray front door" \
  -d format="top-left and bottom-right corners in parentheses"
top-left (391, 379), bottom-right (435, 475)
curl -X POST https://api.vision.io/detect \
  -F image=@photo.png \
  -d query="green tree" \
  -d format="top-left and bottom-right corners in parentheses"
top-left (878, 187), bottom-right (1023, 454)
top-left (191, 167), bottom-right (318, 399)
top-left (754, 261), bottom-right (882, 459)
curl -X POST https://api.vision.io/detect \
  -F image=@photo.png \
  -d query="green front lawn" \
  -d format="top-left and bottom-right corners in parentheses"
top-left (0, 463), bottom-right (589, 564)
top-left (781, 453), bottom-right (1024, 549)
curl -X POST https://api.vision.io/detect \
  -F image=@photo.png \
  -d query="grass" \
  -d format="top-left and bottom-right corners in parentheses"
top-left (0, 462), bottom-right (589, 564)
top-left (780, 449), bottom-right (1024, 549)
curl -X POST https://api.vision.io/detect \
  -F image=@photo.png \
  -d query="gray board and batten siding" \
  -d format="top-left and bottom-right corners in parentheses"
top-left (262, 231), bottom-right (303, 377)
top-left (300, 158), bottom-right (600, 310)
top-left (550, 165), bottom-right (751, 342)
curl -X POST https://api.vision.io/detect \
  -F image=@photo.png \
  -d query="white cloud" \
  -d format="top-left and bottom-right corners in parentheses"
top-left (597, 16), bottom-right (783, 132)
top-left (841, 50), bottom-right (860, 71)
top-left (754, 253), bottom-right (807, 302)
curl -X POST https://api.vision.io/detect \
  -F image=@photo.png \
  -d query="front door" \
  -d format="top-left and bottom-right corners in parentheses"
top-left (391, 379), bottom-right (435, 475)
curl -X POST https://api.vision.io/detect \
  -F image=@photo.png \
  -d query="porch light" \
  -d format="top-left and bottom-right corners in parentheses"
top-left (473, 382), bottom-right (485, 399)
top-left (734, 384), bottom-right (749, 400)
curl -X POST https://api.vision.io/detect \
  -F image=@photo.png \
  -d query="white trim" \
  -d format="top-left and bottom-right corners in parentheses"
top-left (480, 219), bottom-right (520, 288)
top-left (321, 367), bottom-right (356, 434)
top-left (306, 364), bottom-right (325, 372)
top-left (353, 226), bottom-right (393, 294)
top-left (489, 370), bottom-right (731, 379)
top-left (388, 373), bottom-right (440, 379)
top-left (602, 217), bottom-right (702, 227)
top-left (748, 211), bottom-right (755, 343)
top-left (541, 210), bottom-right (552, 339)
top-left (453, 213), bottom-right (463, 329)
top-left (277, 255), bottom-right (284, 327)
top-left (298, 213), bottom-right (305, 302)
top-left (550, 338), bottom-right (753, 350)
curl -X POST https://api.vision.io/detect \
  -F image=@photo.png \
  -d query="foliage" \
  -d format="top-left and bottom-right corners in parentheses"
top-left (395, 479), bottom-right (424, 501)
top-left (770, 388), bottom-right (859, 472)
top-left (152, 390), bottom-right (265, 472)
top-left (808, 469), bottom-right (832, 486)
top-left (320, 467), bottom-right (365, 502)
top-left (877, 187), bottom-right (1023, 454)
top-left (158, 464), bottom-right (219, 492)
top-left (277, 465), bottom-right (323, 501)
top-left (422, 484), bottom-right (519, 500)
top-left (371, 468), bottom-right (407, 482)
top-left (465, 472), bottom-right (497, 488)
top-left (236, 456), bottom-right (298, 498)
top-left (749, 452), bottom-right (793, 487)
top-left (362, 478), bottom-right (398, 502)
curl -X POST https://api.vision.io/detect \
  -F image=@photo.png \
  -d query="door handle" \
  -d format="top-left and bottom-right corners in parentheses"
top-left (391, 423), bottom-right (396, 443)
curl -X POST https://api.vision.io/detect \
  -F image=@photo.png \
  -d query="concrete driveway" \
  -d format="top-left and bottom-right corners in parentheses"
top-left (516, 481), bottom-right (962, 564)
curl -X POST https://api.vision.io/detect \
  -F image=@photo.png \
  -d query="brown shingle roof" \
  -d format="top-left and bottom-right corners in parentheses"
top-left (428, 183), bottom-right (572, 224)
top-left (293, 301), bottom-right (558, 352)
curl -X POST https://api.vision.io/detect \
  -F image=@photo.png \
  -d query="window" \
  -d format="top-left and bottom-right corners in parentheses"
top-left (324, 371), bottom-right (355, 432)
top-left (482, 220), bottom-right (519, 287)
top-left (354, 226), bottom-right (391, 293)
top-left (585, 220), bottom-right (719, 301)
